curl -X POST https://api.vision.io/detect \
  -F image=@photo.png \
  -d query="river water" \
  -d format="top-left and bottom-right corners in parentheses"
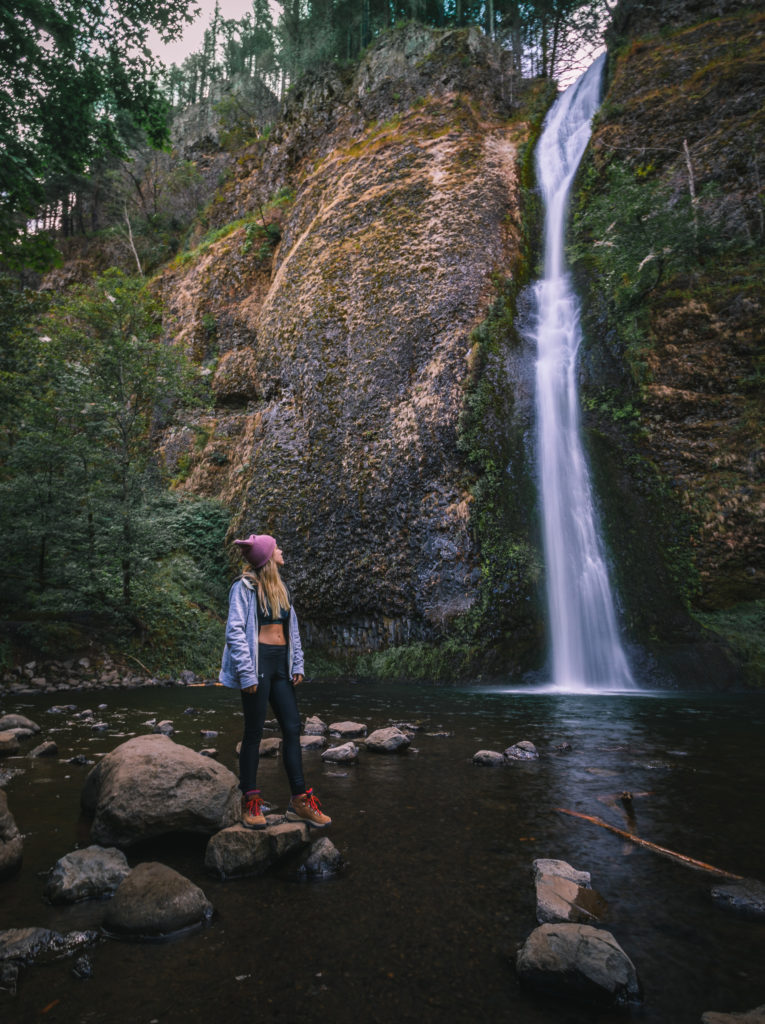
top-left (2, 680), bottom-right (764, 1023)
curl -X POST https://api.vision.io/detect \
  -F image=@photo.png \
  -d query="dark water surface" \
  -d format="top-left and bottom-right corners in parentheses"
top-left (2, 681), bottom-right (764, 1023)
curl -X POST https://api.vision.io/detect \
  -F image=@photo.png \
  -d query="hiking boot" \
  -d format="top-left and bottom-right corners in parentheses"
top-left (241, 790), bottom-right (267, 829)
top-left (286, 788), bottom-right (331, 828)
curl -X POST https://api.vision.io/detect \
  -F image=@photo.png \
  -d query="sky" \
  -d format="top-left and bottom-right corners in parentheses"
top-left (148, 0), bottom-right (280, 68)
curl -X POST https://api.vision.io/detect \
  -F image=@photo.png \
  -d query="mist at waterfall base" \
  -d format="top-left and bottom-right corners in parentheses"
top-left (522, 54), bottom-right (637, 695)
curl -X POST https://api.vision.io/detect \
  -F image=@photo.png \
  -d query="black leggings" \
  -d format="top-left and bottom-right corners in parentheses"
top-left (239, 643), bottom-right (305, 797)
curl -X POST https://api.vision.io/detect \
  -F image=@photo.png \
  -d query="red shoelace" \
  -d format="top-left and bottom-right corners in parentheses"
top-left (303, 788), bottom-right (322, 812)
top-left (244, 792), bottom-right (264, 816)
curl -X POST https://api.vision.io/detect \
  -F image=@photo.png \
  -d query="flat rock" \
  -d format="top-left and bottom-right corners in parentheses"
top-left (299, 836), bottom-right (343, 879)
top-left (702, 1006), bottom-right (765, 1024)
top-left (516, 923), bottom-right (641, 1008)
top-left (44, 845), bottom-right (131, 904)
top-left (0, 714), bottom-right (40, 734)
top-left (0, 732), bottom-right (21, 756)
top-left (0, 927), bottom-right (98, 964)
top-left (473, 750), bottom-right (506, 766)
top-left (505, 740), bottom-right (539, 760)
top-left (260, 737), bottom-right (282, 757)
top-left (103, 862), bottom-right (213, 938)
top-left (535, 873), bottom-right (607, 925)
top-left (81, 734), bottom-right (239, 847)
top-left (303, 716), bottom-right (327, 735)
top-left (300, 734), bottom-right (326, 751)
top-left (322, 742), bottom-right (359, 763)
top-left (205, 822), bottom-right (309, 879)
top-left (533, 859), bottom-right (591, 887)
top-left (0, 790), bottom-right (22, 879)
top-left (29, 740), bottom-right (58, 758)
top-left (329, 721), bottom-right (367, 739)
top-left (711, 879), bottom-right (765, 920)
top-left (365, 727), bottom-right (410, 753)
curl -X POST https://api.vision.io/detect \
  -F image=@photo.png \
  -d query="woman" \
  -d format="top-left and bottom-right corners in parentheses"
top-left (219, 533), bottom-right (331, 829)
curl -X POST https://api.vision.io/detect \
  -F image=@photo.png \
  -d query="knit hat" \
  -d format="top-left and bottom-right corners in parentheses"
top-left (234, 534), bottom-right (277, 569)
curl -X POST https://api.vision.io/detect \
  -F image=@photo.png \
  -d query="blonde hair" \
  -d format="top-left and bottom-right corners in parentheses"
top-left (243, 556), bottom-right (290, 617)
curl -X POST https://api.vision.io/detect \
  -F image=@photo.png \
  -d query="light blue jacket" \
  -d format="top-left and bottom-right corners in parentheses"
top-left (218, 577), bottom-right (305, 689)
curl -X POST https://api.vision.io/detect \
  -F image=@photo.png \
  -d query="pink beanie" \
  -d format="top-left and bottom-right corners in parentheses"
top-left (234, 534), bottom-right (276, 569)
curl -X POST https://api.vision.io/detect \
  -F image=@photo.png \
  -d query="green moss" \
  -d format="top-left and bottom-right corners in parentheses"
top-left (694, 600), bottom-right (765, 688)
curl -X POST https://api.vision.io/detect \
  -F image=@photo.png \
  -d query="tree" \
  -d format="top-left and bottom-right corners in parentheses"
top-left (0, 0), bottom-right (198, 269)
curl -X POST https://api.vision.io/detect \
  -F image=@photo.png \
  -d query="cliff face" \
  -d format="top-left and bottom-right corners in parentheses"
top-left (158, 25), bottom-right (543, 665)
top-left (572, 2), bottom-right (764, 683)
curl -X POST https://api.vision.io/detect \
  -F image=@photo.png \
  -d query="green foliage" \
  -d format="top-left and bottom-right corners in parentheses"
top-left (0, 270), bottom-right (229, 670)
top-left (694, 600), bottom-right (765, 688)
top-left (0, 0), bottom-right (196, 269)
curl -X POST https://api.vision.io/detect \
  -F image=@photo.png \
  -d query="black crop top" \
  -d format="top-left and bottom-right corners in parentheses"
top-left (258, 600), bottom-right (290, 625)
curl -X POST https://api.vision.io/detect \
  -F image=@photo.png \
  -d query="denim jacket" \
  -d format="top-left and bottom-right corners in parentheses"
top-left (218, 577), bottom-right (305, 689)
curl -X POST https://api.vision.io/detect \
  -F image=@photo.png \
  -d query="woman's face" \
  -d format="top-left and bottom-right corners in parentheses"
top-left (273, 545), bottom-right (284, 566)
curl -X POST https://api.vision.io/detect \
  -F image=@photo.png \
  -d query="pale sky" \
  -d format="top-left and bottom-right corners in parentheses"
top-left (148, 1), bottom-right (281, 68)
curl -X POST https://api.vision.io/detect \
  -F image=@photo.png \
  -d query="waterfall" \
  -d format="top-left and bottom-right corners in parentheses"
top-left (531, 54), bottom-right (635, 691)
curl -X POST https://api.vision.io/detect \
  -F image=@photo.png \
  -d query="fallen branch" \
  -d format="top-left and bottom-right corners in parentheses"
top-left (124, 653), bottom-right (153, 677)
top-left (555, 807), bottom-right (744, 880)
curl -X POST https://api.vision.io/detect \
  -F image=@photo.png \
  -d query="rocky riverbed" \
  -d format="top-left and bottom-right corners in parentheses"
top-left (1, 679), bottom-right (764, 1023)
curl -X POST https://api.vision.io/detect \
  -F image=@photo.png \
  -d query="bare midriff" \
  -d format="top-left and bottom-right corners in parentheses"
top-left (258, 624), bottom-right (287, 645)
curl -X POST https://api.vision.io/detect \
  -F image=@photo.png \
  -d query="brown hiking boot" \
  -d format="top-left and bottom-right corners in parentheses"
top-left (286, 788), bottom-right (331, 828)
top-left (241, 790), bottom-right (266, 829)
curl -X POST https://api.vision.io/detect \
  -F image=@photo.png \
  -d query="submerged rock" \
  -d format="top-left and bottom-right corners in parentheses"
top-left (516, 923), bottom-right (641, 1008)
top-left (82, 734), bottom-right (239, 847)
top-left (0, 790), bottom-right (22, 879)
top-left (702, 1006), bottom-right (765, 1024)
top-left (365, 727), bottom-right (410, 753)
top-left (322, 742), bottom-right (359, 763)
top-left (504, 740), bottom-right (539, 760)
top-left (0, 731), bottom-right (21, 756)
top-left (103, 862), bottom-right (213, 939)
top-left (0, 927), bottom-right (98, 964)
top-left (711, 879), bottom-right (765, 920)
top-left (153, 720), bottom-right (174, 735)
top-left (44, 845), bottom-right (131, 904)
top-left (298, 837), bottom-right (343, 879)
top-left (472, 750), bottom-right (505, 766)
top-left (299, 734), bottom-right (326, 751)
top-left (29, 739), bottom-right (58, 757)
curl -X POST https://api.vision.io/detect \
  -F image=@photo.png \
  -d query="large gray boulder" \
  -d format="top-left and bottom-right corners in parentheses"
top-left (44, 845), bottom-right (131, 904)
top-left (516, 923), bottom-right (641, 1008)
top-left (81, 734), bottom-right (239, 847)
top-left (204, 822), bottom-right (309, 879)
top-left (103, 862), bottom-right (213, 938)
top-left (0, 790), bottom-right (22, 879)
top-left (365, 727), bottom-right (410, 753)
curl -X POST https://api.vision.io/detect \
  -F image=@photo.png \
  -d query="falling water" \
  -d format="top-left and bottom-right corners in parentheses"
top-left (532, 54), bottom-right (635, 691)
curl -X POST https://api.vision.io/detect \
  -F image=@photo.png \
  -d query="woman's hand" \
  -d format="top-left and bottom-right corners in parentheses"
top-left (291, 673), bottom-right (303, 687)
top-left (242, 683), bottom-right (258, 695)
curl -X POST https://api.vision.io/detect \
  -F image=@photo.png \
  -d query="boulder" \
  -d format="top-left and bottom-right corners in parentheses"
top-left (533, 859), bottom-right (591, 887)
top-left (260, 737), bottom-right (282, 757)
top-left (204, 822), bottom-right (309, 879)
top-left (29, 740), bottom-right (58, 758)
top-left (298, 837), bottom-right (343, 879)
top-left (7, 727), bottom-right (35, 740)
top-left (473, 750), bottom-right (506, 766)
top-left (0, 732), bottom-right (21, 756)
top-left (82, 734), bottom-right (240, 847)
top-left (299, 734), bottom-right (326, 751)
top-left (303, 716), bottom-right (327, 735)
top-left (103, 862), bottom-right (213, 938)
top-left (322, 742), bottom-right (359, 763)
top-left (44, 845), bottom-right (131, 904)
top-left (0, 790), bottom-right (22, 879)
top-left (534, 868), bottom-right (607, 925)
top-left (711, 879), bottom-right (765, 920)
top-left (365, 727), bottom-right (410, 753)
top-left (329, 721), bottom-right (367, 738)
top-left (702, 1006), bottom-right (765, 1024)
top-left (504, 740), bottom-right (539, 760)
top-left (515, 923), bottom-right (641, 1008)
top-left (0, 714), bottom-right (40, 734)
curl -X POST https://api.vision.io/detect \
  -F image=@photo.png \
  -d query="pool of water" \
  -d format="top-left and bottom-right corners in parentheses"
top-left (2, 680), bottom-right (764, 1023)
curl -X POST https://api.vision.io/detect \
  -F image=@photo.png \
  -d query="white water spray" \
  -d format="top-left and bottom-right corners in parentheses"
top-left (532, 55), bottom-right (635, 691)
